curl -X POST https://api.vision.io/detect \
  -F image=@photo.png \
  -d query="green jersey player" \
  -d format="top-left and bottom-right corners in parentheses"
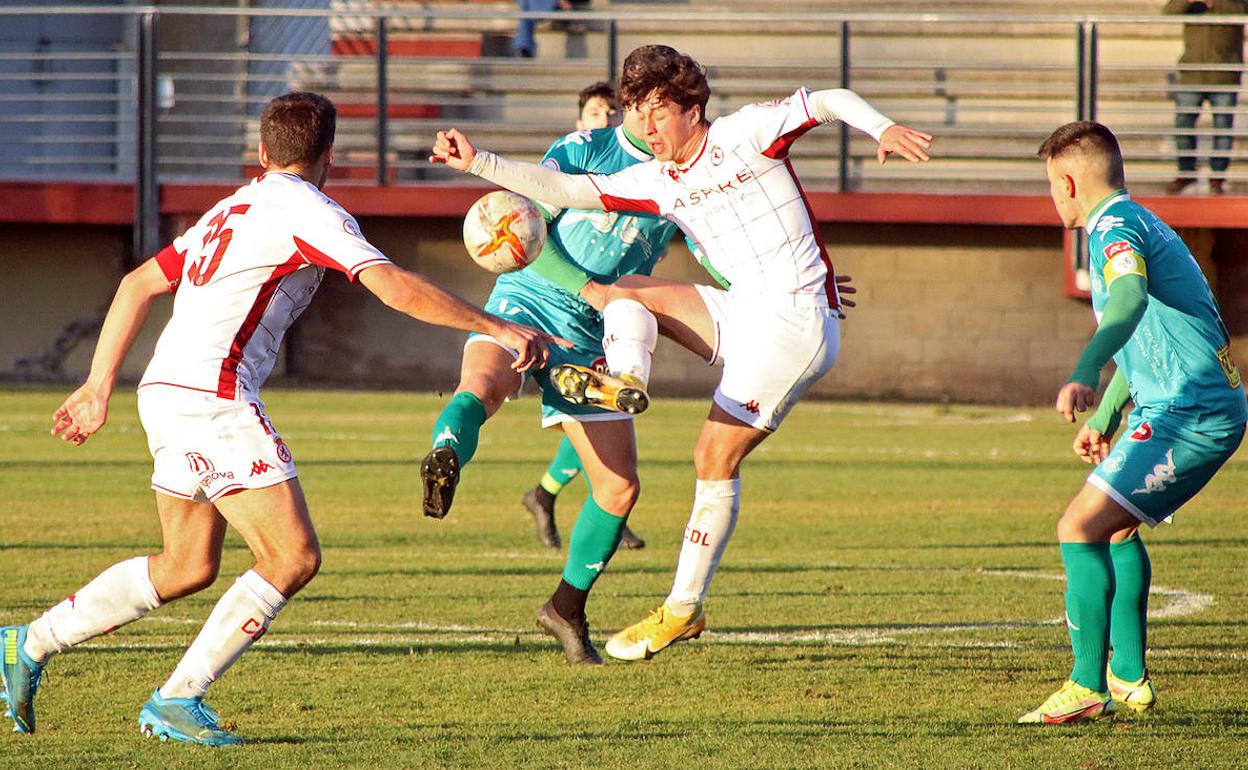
top-left (418, 89), bottom-right (701, 664)
top-left (521, 82), bottom-right (646, 552)
top-left (1021, 121), bottom-right (1246, 724)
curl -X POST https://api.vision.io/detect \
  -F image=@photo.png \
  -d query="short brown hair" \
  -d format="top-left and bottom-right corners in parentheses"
top-left (578, 81), bottom-right (617, 112)
top-left (1038, 121), bottom-right (1125, 187)
top-left (260, 92), bottom-right (336, 168)
top-left (618, 45), bottom-right (711, 119)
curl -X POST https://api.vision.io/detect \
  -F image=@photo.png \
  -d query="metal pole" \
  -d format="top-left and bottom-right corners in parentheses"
top-left (838, 20), bottom-right (850, 193)
top-left (1086, 22), bottom-right (1098, 123)
top-left (1076, 21), bottom-right (1098, 122)
top-left (376, 15), bottom-right (389, 185)
top-left (134, 11), bottom-right (159, 264)
top-left (607, 19), bottom-right (618, 83)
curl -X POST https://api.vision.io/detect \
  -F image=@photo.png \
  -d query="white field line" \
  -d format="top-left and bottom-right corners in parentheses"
top-left (115, 568), bottom-right (1212, 651)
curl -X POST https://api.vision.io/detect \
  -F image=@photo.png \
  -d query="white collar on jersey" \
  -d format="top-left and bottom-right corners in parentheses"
top-left (1084, 189), bottom-right (1130, 234)
top-left (615, 125), bottom-right (652, 162)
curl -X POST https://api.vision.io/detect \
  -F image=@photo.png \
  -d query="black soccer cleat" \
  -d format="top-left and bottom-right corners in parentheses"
top-left (420, 445), bottom-right (461, 519)
top-left (521, 487), bottom-right (561, 549)
top-left (618, 525), bottom-right (646, 550)
top-left (536, 600), bottom-right (602, 665)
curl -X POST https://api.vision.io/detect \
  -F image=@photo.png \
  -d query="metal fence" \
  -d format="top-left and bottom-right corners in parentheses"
top-left (4, 6), bottom-right (1248, 205)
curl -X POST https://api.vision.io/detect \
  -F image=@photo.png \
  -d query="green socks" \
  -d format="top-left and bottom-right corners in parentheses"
top-left (430, 392), bottom-right (487, 465)
top-left (561, 495), bottom-right (627, 591)
top-left (1060, 542), bottom-right (1115, 692)
top-left (539, 436), bottom-right (584, 495)
top-left (1109, 533), bottom-right (1151, 682)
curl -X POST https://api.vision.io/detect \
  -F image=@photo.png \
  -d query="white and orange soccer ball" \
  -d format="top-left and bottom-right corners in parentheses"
top-left (461, 191), bottom-right (546, 274)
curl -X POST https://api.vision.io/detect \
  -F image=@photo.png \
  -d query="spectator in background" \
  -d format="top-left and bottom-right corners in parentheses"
top-left (1164, 0), bottom-right (1248, 194)
top-left (514, 0), bottom-right (572, 58)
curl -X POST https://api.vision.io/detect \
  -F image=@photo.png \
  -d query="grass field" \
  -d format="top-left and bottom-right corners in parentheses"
top-left (0, 387), bottom-right (1245, 769)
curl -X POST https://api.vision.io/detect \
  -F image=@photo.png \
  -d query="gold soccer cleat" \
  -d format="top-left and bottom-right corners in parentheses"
top-left (605, 603), bottom-right (706, 661)
top-left (549, 364), bottom-right (649, 415)
top-left (1107, 668), bottom-right (1157, 714)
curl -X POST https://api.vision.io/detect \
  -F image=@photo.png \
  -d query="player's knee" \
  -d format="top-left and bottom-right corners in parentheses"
top-left (693, 440), bottom-right (737, 479)
top-left (456, 378), bottom-right (509, 415)
top-left (594, 475), bottom-right (640, 515)
top-left (286, 544), bottom-right (322, 590)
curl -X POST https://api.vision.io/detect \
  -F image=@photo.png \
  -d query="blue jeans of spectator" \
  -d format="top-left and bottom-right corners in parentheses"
top-left (514, 0), bottom-right (558, 56)
top-left (1174, 89), bottom-right (1238, 176)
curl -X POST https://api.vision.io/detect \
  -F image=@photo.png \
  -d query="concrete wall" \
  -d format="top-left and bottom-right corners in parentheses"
top-left (2, 217), bottom-right (1243, 406)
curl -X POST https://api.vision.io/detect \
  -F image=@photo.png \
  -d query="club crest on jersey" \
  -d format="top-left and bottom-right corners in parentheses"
top-left (711, 146), bottom-right (724, 165)
top-left (342, 218), bottom-right (361, 236)
top-left (1103, 240), bottom-right (1134, 261)
top-left (1129, 421), bottom-right (1152, 442)
top-left (1131, 449), bottom-right (1177, 495)
top-left (274, 438), bottom-right (292, 463)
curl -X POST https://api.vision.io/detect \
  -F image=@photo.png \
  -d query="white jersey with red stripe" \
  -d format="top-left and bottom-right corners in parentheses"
top-left (139, 171), bottom-right (390, 399)
top-left (587, 88), bottom-right (844, 308)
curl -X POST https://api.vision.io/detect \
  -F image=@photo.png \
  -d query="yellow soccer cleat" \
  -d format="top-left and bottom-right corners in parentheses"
top-left (1017, 680), bottom-right (1116, 725)
top-left (605, 603), bottom-right (706, 661)
top-left (550, 364), bottom-right (649, 415)
top-left (1107, 668), bottom-right (1157, 714)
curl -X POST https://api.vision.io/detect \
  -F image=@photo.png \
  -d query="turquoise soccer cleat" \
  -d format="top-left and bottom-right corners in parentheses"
top-left (1, 625), bottom-right (46, 734)
top-left (138, 689), bottom-right (245, 746)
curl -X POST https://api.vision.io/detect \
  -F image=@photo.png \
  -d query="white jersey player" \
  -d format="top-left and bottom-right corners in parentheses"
top-left (430, 45), bottom-right (931, 661)
top-left (1, 92), bottom-right (556, 746)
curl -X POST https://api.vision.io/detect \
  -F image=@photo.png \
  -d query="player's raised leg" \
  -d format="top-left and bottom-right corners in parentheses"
top-left (536, 418), bottom-right (639, 664)
top-left (2, 495), bottom-right (225, 735)
top-left (1018, 484), bottom-right (1138, 724)
top-left (554, 276), bottom-right (714, 415)
top-left (141, 479), bottom-right (319, 746)
top-left (606, 405), bottom-right (766, 661)
top-left (422, 341), bottom-right (523, 518)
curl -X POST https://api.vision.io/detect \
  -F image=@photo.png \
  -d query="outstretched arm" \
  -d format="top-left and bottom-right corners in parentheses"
top-left (806, 89), bottom-right (932, 163)
top-left (358, 263), bottom-right (567, 372)
top-left (52, 257), bottom-right (172, 445)
top-left (430, 129), bottom-right (603, 210)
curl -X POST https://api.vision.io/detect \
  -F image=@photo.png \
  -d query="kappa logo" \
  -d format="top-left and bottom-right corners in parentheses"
top-left (1095, 215), bottom-right (1125, 236)
top-left (185, 452), bottom-right (215, 474)
top-left (250, 460), bottom-right (273, 477)
top-left (740, 400), bottom-right (761, 415)
top-left (585, 561), bottom-right (606, 573)
top-left (434, 426), bottom-right (459, 445)
top-left (1132, 449), bottom-right (1177, 495)
top-left (1065, 611), bottom-right (1080, 632)
top-left (1129, 421), bottom-right (1153, 442)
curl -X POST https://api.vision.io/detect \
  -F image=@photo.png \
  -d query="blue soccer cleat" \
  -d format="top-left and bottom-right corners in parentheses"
top-left (138, 689), bottom-right (245, 746)
top-left (1, 625), bottom-right (46, 734)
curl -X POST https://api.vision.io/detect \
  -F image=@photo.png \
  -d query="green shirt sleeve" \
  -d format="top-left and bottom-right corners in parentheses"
top-left (1086, 368), bottom-right (1131, 437)
top-left (1070, 273), bottom-right (1148, 388)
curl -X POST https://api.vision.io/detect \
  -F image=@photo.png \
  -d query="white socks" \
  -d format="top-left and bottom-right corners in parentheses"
top-left (603, 298), bottom-right (657, 385)
top-left (665, 478), bottom-right (741, 615)
top-left (24, 556), bottom-right (162, 663)
top-left (159, 570), bottom-right (287, 700)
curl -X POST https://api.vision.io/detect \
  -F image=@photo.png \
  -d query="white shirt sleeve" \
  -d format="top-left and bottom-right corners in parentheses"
top-left (291, 204), bottom-right (391, 282)
top-left (469, 150), bottom-right (603, 211)
top-left (723, 87), bottom-right (895, 160)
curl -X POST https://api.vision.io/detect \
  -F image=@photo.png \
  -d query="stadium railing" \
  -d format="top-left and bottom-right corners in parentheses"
top-left (2, 5), bottom-right (1246, 256)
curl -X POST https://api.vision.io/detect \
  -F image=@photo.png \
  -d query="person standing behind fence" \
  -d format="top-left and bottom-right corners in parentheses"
top-left (1164, 0), bottom-right (1248, 195)
top-left (514, 0), bottom-right (571, 58)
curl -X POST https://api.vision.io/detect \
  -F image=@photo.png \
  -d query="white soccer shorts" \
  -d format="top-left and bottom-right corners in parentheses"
top-left (695, 285), bottom-right (840, 432)
top-left (137, 386), bottom-right (298, 503)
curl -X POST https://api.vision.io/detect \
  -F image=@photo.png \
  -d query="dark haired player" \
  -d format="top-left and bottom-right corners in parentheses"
top-left (0, 92), bottom-right (555, 745)
top-left (1018, 121), bottom-right (1245, 723)
top-left (431, 45), bottom-right (930, 661)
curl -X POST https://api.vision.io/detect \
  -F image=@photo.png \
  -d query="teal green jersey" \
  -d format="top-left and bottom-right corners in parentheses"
top-left (1084, 191), bottom-right (1246, 423)
top-left (494, 125), bottom-right (679, 304)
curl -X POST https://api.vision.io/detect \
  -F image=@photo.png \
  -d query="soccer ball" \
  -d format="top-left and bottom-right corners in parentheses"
top-left (462, 191), bottom-right (546, 274)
